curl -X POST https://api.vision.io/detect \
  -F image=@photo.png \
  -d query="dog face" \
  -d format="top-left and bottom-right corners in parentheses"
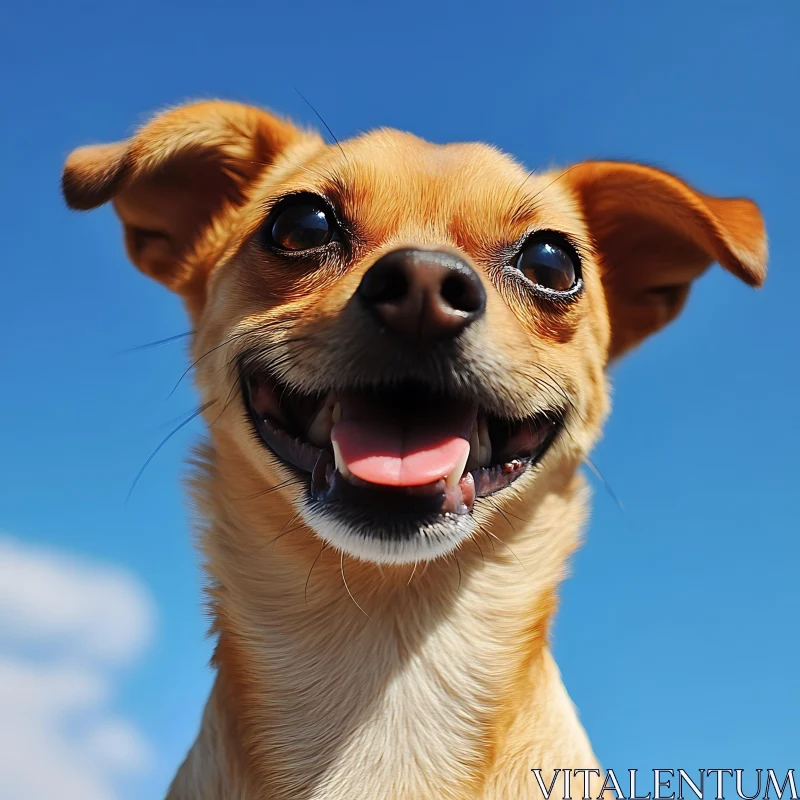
top-left (64, 102), bottom-right (766, 565)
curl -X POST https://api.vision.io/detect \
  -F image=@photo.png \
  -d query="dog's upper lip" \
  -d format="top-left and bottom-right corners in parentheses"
top-left (241, 370), bottom-right (564, 515)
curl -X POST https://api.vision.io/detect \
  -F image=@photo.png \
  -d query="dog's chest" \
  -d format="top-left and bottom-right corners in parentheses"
top-left (253, 586), bottom-right (522, 800)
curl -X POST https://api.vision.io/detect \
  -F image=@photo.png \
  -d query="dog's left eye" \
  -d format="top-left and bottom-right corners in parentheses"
top-left (265, 196), bottom-right (336, 251)
top-left (514, 236), bottom-right (580, 293)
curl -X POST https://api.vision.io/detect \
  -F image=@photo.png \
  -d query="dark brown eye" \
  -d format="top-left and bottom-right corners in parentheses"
top-left (515, 236), bottom-right (580, 293)
top-left (267, 197), bottom-right (335, 251)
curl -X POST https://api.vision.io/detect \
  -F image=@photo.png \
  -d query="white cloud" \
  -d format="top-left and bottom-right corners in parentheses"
top-left (0, 537), bottom-right (154, 663)
top-left (0, 536), bottom-right (156, 800)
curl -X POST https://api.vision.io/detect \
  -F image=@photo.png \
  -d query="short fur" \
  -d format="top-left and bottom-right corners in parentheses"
top-left (63, 101), bottom-right (767, 799)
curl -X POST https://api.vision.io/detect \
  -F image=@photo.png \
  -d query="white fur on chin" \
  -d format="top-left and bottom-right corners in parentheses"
top-left (300, 504), bottom-right (477, 565)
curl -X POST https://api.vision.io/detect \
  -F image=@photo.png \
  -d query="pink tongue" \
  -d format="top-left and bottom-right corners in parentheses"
top-left (331, 395), bottom-right (477, 487)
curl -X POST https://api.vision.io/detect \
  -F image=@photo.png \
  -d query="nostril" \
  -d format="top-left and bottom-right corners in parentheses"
top-left (376, 268), bottom-right (408, 304)
top-left (360, 264), bottom-right (409, 305)
top-left (441, 273), bottom-right (484, 314)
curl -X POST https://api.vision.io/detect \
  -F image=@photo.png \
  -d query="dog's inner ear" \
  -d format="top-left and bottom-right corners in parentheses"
top-left (62, 101), bottom-right (314, 305)
top-left (566, 161), bottom-right (768, 358)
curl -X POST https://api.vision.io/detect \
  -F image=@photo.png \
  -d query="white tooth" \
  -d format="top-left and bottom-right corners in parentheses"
top-left (478, 417), bottom-right (492, 467)
top-left (308, 403), bottom-right (334, 447)
top-left (332, 440), bottom-right (352, 479)
top-left (466, 421), bottom-right (480, 471)
top-left (332, 401), bottom-right (342, 424)
top-left (445, 445), bottom-right (471, 488)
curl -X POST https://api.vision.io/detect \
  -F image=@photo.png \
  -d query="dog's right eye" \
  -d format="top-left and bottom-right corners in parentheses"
top-left (263, 195), bottom-right (336, 252)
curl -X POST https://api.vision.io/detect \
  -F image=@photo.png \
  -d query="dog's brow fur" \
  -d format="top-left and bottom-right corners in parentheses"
top-left (62, 100), bottom-right (767, 799)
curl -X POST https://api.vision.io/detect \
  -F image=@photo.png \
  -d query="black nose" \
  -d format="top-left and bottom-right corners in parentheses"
top-left (357, 249), bottom-right (486, 344)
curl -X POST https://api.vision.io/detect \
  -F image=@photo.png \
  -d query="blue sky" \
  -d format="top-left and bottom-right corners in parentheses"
top-left (1, 1), bottom-right (797, 797)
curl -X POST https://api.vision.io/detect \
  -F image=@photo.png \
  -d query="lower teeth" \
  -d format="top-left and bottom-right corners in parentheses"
top-left (331, 440), bottom-right (352, 479)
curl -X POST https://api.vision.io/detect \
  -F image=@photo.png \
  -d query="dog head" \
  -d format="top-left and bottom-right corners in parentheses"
top-left (63, 101), bottom-right (767, 565)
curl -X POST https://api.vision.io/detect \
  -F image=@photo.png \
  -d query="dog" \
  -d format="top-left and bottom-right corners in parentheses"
top-left (62, 101), bottom-right (767, 799)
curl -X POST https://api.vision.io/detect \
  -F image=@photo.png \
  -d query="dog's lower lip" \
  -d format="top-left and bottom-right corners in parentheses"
top-left (242, 375), bottom-right (563, 514)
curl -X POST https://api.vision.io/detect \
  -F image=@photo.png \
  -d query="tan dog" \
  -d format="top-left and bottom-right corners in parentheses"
top-left (63, 101), bottom-right (767, 800)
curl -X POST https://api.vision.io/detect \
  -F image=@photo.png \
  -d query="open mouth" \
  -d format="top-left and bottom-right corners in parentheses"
top-left (242, 372), bottom-right (564, 521)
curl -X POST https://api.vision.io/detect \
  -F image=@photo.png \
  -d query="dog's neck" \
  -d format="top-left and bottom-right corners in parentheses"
top-left (169, 440), bottom-right (598, 799)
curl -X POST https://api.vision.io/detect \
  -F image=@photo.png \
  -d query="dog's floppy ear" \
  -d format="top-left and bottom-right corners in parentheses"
top-left (63, 101), bottom-right (313, 299)
top-left (566, 161), bottom-right (767, 358)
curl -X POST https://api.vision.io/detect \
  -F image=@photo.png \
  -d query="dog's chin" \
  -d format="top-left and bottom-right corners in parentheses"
top-left (300, 501), bottom-right (479, 565)
top-left (241, 372), bottom-right (564, 565)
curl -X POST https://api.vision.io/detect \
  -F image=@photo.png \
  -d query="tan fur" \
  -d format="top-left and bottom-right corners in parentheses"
top-left (63, 101), bottom-right (767, 799)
